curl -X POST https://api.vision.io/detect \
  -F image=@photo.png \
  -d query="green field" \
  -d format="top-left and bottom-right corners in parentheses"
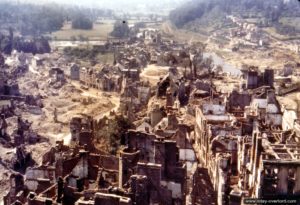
top-left (51, 21), bottom-right (115, 41)
top-left (51, 19), bottom-right (150, 41)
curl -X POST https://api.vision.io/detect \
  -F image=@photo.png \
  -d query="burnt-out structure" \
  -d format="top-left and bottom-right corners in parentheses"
top-left (4, 112), bottom-right (189, 205)
top-left (242, 67), bottom-right (274, 90)
top-left (119, 80), bottom-right (151, 121)
top-left (191, 68), bottom-right (300, 204)
top-left (70, 64), bottom-right (80, 81)
top-left (120, 130), bottom-right (187, 205)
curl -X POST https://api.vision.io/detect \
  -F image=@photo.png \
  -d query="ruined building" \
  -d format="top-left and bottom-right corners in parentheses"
top-left (4, 112), bottom-right (188, 205)
top-left (70, 64), bottom-right (80, 81)
top-left (192, 69), bottom-right (300, 204)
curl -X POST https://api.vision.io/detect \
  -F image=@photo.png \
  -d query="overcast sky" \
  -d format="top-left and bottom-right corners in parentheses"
top-left (1, 0), bottom-right (186, 14)
top-left (12, 0), bottom-right (185, 8)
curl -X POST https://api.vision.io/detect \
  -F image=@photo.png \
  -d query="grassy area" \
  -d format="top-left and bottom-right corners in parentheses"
top-left (263, 27), bottom-right (300, 41)
top-left (51, 21), bottom-right (114, 41)
top-left (161, 21), bottom-right (208, 43)
top-left (51, 19), bottom-right (153, 41)
top-left (280, 17), bottom-right (300, 30)
top-left (261, 17), bottom-right (300, 41)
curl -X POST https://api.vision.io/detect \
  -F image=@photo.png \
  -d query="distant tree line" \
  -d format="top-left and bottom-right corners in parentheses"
top-left (0, 2), bottom-right (113, 36)
top-left (14, 37), bottom-right (51, 54)
top-left (0, 30), bottom-right (51, 55)
top-left (169, 0), bottom-right (300, 28)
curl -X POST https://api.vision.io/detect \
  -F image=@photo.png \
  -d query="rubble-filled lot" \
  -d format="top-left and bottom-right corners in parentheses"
top-left (0, 54), bottom-right (120, 201)
top-left (18, 70), bottom-right (117, 142)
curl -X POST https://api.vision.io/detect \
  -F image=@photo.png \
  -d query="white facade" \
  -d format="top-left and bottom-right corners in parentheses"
top-left (282, 109), bottom-right (297, 130)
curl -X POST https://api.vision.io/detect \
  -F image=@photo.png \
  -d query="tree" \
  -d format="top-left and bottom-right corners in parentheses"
top-left (203, 57), bottom-right (214, 73)
top-left (0, 28), bottom-right (13, 55)
top-left (110, 20), bottom-right (130, 38)
top-left (96, 115), bottom-right (134, 155)
top-left (72, 15), bottom-right (93, 30)
top-left (0, 52), bottom-right (4, 67)
top-left (18, 4), bottom-right (65, 35)
top-left (191, 43), bottom-right (206, 78)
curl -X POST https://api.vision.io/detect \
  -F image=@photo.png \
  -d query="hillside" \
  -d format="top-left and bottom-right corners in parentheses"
top-left (169, 0), bottom-right (300, 36)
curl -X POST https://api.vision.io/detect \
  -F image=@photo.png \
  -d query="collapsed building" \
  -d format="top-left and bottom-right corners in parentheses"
top-left (69, 64), bottom-right (80, 81)
top-left (119, 80), bottom-right (151, 121)
top-left (0, 114), bottom-right (41, 148)
top-left (78, 65), bottom-right (122, 92)
top-left (4, 112), bottom-right (190, 205)
top-left (48, 67), bottom-right (66, 88)
top-left (191, 67), bottom-right (300, 204)
top-left (120, 130), bottom-right (187, 205)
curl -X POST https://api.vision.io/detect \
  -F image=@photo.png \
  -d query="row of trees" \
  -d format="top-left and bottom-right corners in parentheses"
top-left (63, 46), bottom-right (100, 60)
top-left (0, 3), bottom-right (65, 35)
top-left (0, 27), bottom-right (50, 55)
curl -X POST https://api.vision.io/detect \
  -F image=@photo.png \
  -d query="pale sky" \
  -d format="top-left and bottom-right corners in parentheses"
top-left (12, 0), bottom-right (186, 7)
top-left (3, 0), bottom-right (187, 13)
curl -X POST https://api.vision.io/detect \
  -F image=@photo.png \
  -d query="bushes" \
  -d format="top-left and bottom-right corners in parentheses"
top-left (63, 45), bottom-right (106, 60)
top-left (63, 47), bottom-right (96, 59)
